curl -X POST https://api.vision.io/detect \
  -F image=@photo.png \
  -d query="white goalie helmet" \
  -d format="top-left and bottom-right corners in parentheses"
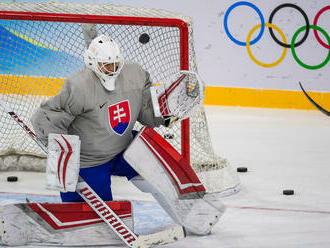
top-left (84, 34), bottom-right (124, 91)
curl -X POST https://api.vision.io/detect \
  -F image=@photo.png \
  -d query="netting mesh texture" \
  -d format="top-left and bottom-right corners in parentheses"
top-left (0, 2), bottom-right (236, 193)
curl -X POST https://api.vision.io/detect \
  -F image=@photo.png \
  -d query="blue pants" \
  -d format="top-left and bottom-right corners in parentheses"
top-left (60, 150), bottom-right (138, 202)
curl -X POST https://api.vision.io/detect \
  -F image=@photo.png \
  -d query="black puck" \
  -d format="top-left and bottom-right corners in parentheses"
top-left (139, 33), bottom-right (150, 44)
top-left (7, 176), bottom-right (18, 182)
top-left (237, 167), bottom-right (248, 173)
top-left (164, 134), bottom-right (174, 139)
top-left (283, 189), bottom-right (294, 195)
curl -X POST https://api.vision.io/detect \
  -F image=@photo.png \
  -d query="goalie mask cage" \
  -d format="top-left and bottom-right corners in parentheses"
top-left (0, 2), bottom-right (239, 195)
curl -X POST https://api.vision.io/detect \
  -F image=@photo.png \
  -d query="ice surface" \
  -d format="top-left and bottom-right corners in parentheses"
top-left (1, 106), bottom-right (330, 247)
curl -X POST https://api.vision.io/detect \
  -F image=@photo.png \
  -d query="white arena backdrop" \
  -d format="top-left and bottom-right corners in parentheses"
top-left (13, 0), bottom-right (328, 92)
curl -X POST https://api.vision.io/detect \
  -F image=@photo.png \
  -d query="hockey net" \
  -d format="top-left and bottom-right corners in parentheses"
top-left (0, 2), bottom-right (239, 195)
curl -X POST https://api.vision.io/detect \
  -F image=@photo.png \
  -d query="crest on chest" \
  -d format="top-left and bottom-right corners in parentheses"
top-left (108, 100), bottom-right (131, 135)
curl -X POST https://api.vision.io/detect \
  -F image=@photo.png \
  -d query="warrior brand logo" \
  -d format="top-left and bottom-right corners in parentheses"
top-left (79, 186), bottom-right (137, 246)
top-left (108, 100), bottom-right (131, 136)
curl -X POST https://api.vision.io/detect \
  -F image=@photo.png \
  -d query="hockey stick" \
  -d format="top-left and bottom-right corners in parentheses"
top-left (299, 82), bottom-right (330, 117)
top-left (0, 98), bottom-right (185, 247)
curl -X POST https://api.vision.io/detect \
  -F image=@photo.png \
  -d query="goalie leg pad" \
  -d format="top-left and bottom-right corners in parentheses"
top-left (0, 201), bottom-right (133, 246)
top-left (131, 177), bottom-right (223, 235)
top-left (125, 127), bottom-right (225, 235)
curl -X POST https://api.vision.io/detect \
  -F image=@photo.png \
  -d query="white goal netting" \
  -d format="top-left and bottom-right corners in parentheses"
top-left (0, 2), bottom-right (239, 195)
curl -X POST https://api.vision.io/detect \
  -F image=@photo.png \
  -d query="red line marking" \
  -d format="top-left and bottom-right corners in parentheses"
top-left (227, 205), bottom-right (330, 215)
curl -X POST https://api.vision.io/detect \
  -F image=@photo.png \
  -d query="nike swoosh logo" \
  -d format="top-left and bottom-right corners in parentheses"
top-left (99, 102), bottom-right (107, 109)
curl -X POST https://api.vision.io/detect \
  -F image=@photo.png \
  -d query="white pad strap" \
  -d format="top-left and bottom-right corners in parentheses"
top-left (151, 70), bottom-right (205, 120)
top-left (47, 134), bottom-right (81, 192)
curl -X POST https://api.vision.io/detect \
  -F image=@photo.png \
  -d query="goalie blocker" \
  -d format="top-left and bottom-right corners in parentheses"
top-left (124, 127), bottom-right (225, 235)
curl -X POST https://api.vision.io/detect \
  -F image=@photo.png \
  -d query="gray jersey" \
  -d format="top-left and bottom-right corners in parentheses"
top-left (31, 62), bottom-right (165, 168)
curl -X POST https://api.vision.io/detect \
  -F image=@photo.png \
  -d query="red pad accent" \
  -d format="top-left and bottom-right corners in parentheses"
top-left (158, 74), bottom-right (186, 116)
top-left (54, 135), bottom-right (73, 192)
top-left (140, 127), bottom-right (205, 196)
top-left (28, 201), bottom-right (132, 230)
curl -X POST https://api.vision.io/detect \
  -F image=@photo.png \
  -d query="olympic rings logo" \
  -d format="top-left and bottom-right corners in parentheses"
top-left (224, 2), bottom-right (330, 70)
